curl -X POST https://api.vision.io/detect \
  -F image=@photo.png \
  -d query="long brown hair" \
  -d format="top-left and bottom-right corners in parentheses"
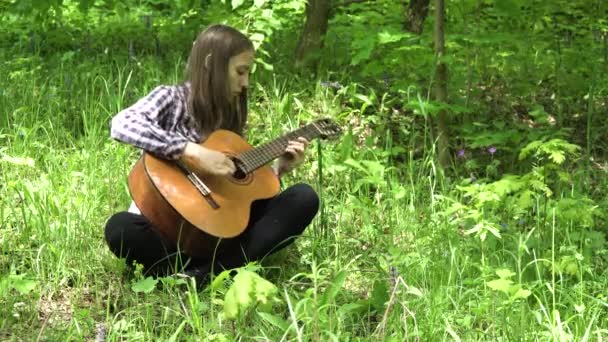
top-left (186, 24), bottom-right (253, 137)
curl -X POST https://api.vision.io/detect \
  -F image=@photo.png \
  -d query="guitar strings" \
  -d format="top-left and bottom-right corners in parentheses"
top-left (237, 124), bottom-right (318, 173)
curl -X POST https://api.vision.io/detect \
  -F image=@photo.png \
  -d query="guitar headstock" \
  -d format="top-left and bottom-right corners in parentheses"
top-left (311, 118), bottom-right (342, 140)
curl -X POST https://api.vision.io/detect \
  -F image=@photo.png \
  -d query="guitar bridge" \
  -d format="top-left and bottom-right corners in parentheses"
top-left (176, 161), bottom-right (220, 209)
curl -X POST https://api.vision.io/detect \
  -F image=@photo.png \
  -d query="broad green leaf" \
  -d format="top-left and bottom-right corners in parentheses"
top-left (495, 269), bottom-right (515, 279)
top-left (256, 59), bottom-right (274, 71)
top-left (394, 186), bottom-right (407, 200)
top-left (487, 278), bottom-right (513, 294)
top-left (512, 288), bottom-right (531, 300)
top-left (77, 0), bottom-right (95, 12)
top-left (529, 105), bottom-right (549, 123)
top-left (253, 0), bottom-right (266, 7)
top-left (494, 0), bottom-right (520, 16)
top-left (257, 312), bottom-right (289, 330)
top-left (321, 271), bottom-right (348, 305)
top-left (370, 279), bottom-right (389, 311)
top-left (517, 190), bottom-right (534, 209)
top-left (249, 33), bottom-right (265, 44)
top-left (464, 225), bottom-right (480, 236)
top-left (561, 259), bottom-right (579, 276)
top-left (339, 301), bottom-right (368, 316)
top-left (112, 319), bottom-right (132, 332)
top-left (131, 276), bottom-right (158, 293)
top-left (223, 270), bottom-right (278, 320)
top-left (354, 94), bottom-right (373, 106)
top-left (231, 0), bottom-right (245, 9)
top-left (343, 158), bottom-right (367, 174)
top-left (224, 276), bottom-right (252, 319)
top-left (485, 224), bottom-right (501, 239)
top-left (377, 31), bottom-right (407, 44)
top-left (362, 160), bottom-right (385, 176)
top-left (407, 286), bottom-right (423, 297)
top-left (350, 38), bottom-right (375, 65)
top-left (11, 275), bottom-right (36, 295)
top-left (32, 0), bottom-right (52, 11)
top-left (210, 269), bottom-right (233, 291)
top-left (160, 276), bottom-right (187, 287)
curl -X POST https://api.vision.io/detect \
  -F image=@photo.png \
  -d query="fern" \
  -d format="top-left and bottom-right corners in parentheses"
top-left (519, 138), bottom-right (581, 165)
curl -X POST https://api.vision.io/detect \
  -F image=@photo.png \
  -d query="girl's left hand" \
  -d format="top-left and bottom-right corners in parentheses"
top-left (277, 137), bottom-right (309, 175)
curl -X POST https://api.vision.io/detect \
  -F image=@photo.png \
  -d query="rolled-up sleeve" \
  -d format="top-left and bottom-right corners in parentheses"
top-left (110, 85), bottom-right (189, 160)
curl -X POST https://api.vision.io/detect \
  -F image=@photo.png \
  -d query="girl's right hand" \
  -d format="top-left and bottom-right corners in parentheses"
top-left (181, 142), bottom-right (236, 176)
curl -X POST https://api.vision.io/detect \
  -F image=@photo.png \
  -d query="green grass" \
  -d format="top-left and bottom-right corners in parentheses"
top-left (1, 51), bottom-right (608, 341)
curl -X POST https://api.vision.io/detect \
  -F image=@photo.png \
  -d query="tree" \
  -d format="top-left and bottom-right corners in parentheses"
top-left (294, 0), bottom-right (331, 70)
top-left (434, 0), bottom-right (451, 168)
top-left (404, 0), bottom-right (430, 34)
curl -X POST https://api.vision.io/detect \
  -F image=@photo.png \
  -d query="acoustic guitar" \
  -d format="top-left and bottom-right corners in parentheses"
top-left (127, 118), bottom-right (341, 258)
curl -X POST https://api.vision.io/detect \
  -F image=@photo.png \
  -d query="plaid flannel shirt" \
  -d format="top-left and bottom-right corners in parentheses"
top-left (110, 83), bottom-right (202, 160)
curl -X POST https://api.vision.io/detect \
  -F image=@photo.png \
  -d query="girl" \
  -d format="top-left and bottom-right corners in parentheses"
top-left (105, 24), bottom-right (319, 287)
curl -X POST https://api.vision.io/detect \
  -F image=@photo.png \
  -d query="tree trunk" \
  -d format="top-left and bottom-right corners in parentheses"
top-left (404, 0), bottom-right (430, 34)
top-left (434, 0), bottom-right (451, 168)
top-left (295, 0), bottom-right (331, 70)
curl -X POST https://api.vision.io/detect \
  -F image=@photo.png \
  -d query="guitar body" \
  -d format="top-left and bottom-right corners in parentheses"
top-left (128, 129), bottom-right (280, 258)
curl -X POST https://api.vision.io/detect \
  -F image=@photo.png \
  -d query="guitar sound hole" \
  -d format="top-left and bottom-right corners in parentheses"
top-left (231, 158), bottom-right (248, 180)
top-left (233, 167), bottom-right (247, 180)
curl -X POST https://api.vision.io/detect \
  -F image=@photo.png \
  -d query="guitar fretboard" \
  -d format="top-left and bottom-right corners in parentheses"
top-left (237, 123), bottom-right (322, 173)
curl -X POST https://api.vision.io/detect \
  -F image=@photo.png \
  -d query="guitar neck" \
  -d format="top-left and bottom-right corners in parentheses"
top-left (238, 123), bottom-right (322, 173)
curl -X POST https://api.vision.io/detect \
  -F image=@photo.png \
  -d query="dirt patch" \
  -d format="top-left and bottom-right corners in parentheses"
top-left (37, 288), bottom-right (74, 326)
top-left (37, 286), bottom-right (95, 327)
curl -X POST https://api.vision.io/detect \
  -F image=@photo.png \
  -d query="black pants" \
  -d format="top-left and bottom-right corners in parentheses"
top-left (104, 183), bottom-right (319, 277)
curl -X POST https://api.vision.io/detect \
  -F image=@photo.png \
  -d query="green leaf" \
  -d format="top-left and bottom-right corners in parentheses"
top-left (512, 288), bottom-right (531, 300)
top-left (377, 31), bottom-right (407, 44)
top-left (495, 269), bottom-right (515, 279)
top-left (0, 277), bottom-right (9, 295)
top-left (253, 0), bottom-right (266, 7)
top-left (224, 277), bottom-right (252, 319)
top-left (394, 186), bottom-right (407, 200)
top-left (257, 312), bottom-right (289, 330)
top-left (249, 33), bottom-right (265, 43)
top-left (487, 278), bottom-right (513, 294)
top-left (231, 0), bottom-right (245, 9)
top-left (160, 276), bottom-right (187, 287)
top-left (354, 94), bottom-right (373, 106)
top-left (407, 286), bottom-right (423, 297)
top-left (223, 270), bottom-right (278, 320)
top-left (1, 155), bottom-right (35, 167)
top-left (210, 269), bottom-right (232, 291)
top-left (131, 276), bottom-right (158, 293)
top-left (494, 0), bottom-right (521, 16)
top-left (350, 38), bottom-right (375, 65)
top-left (339, 301), bottom-right (369, 316)
top-left (77, 0), bottom-right (95, 12)
top-left (11, 275), bottom-right (36, 295)
top-left (321, 271), bottom-right (348, 305)
top-left (464, 225), bottom-right (480, 236)
top-left (549, 150), bottom-right (565, 164)
top-left (370, 280), bottom-right (389, 311)
top-left (167, 320), bottom-right (187, 342)
top-left (256, 59), bottom-right (274, 71)
top-left (517, 190), bottom-right (534, 209)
